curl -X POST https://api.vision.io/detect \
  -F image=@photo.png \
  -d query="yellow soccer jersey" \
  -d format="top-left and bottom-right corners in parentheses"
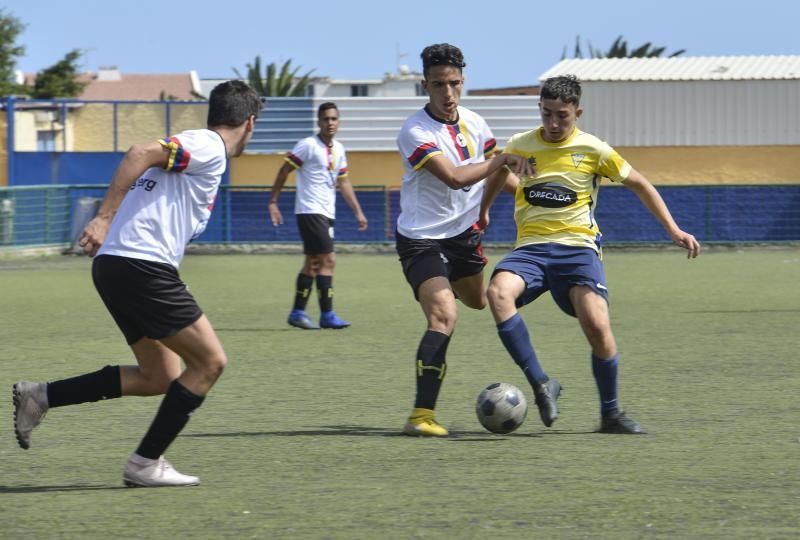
top-left (503, 126), bottom-right (632, 252)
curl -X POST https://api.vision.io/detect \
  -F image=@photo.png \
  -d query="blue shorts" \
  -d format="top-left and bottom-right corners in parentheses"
top-left (492, 243), bottom-right (608, 317)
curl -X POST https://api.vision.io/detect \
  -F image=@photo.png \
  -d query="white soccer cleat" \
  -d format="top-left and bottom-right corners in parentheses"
top-left (12, 381), bottom-right (49, 450)
top-left (123, 454), bottom-right (200, 488)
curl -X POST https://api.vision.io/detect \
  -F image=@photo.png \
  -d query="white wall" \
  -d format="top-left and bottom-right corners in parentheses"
top-left (576, 80), bottom-right (800, 146)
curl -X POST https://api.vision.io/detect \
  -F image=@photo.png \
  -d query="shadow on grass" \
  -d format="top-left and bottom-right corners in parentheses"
top-left (182, 425), bottom-right (589, 439)
top-left (0, 484), bottom-right (128, 494)
top-left (684, 309), bottom-right (800, 313)
top-left (214, 328), bottom-right (298, 332)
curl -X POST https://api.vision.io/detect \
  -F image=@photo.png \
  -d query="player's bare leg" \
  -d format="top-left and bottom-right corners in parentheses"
top-left (403, 277), bottom-right (455, 437)
top-left (488, 271), bottom-right (561, 427)
top-left (451, 271), bottom-right (486, 310)
top-left (570, 286), bottom-right (642, 434)
top-left (123, 316), bottom-right (227, 487)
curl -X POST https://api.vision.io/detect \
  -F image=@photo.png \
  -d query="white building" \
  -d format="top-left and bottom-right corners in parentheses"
top-left (538, 55), bottom-right (800, 146)
top-left (199, 66), bottom-right (425, 100)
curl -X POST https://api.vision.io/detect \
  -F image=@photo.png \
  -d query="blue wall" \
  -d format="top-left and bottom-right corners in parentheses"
top-left (10, 152), bottom-right (230, 186)
top-left (1, 185), bottom-right (798, 247)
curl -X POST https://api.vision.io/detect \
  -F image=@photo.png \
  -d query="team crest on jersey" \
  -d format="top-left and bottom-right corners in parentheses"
top-left (571, 153), bottom-right (585, 168)
top-left (455, 133), bottom-right (468, 147)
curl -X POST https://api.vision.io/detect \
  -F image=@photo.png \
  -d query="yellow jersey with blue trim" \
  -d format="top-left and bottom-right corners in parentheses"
top-left (503, 126), bottom-right (631, 252)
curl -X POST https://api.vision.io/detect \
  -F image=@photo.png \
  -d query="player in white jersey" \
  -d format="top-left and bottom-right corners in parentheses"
top-left (480, 75), bottom-right (700, 434)
top-left (396, 43), bottom-right (533, 437)
top-left (12, 81), bottom-right (263, 487)
top-left (269, 102), bottom-right (367, 330)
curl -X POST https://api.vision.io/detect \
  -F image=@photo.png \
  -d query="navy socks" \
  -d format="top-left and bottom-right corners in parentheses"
top-left (497, 314), bottom-right (548, 386)
top-left (592, 353), bottom-right (619, 414)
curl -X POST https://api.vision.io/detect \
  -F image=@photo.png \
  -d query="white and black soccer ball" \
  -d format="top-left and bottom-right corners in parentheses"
top-left (475, 382), bottom-right (528, 434)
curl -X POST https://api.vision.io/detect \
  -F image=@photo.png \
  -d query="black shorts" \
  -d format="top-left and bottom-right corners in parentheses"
top-left (396, 225), bottom-right (487, 299)
top-left (296, 213), bottom-right (334, 255)
top-left (92, 255), bottom-right (203, 345)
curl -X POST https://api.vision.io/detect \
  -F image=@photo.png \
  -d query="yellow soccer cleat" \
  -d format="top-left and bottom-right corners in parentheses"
top-left (402, 408), bottom-right (449, 437)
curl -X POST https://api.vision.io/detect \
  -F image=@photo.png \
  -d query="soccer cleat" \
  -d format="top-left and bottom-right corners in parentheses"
top-left (288, 309), bottom-right (320, 330)
top-left (402, 408), bottom-right (449, 437)
top-left (319, 311), bottom-right (351, 329)
top-left (12, 381), bottom-right (49, 450)
top-left (533, 378), bottom-right (561, 427)
top-left (597, 410), bottom-right (644, 434)
top-left (123, 454), bottom-right (200, 488)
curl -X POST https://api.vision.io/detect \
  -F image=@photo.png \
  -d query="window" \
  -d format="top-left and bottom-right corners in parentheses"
top-left (304, 84), bottom-right (315, 97)
top-left (37, 131), bottom-right (56, 152)
top-left (415, 83), bottom-right (426, 96)
top-left (350, 84), bottom-right (368, 97)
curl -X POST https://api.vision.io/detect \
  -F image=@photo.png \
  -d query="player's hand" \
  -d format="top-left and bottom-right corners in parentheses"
top-left (477, 212), bottom-right (490, 233)
top-left (671, 230), bottom-right (701, 259)
top-left (503, 154), bottom-right (535, 177)
top-left (268, 202), bottom-right (283, 227)
top-left (356, 213), bottom-right (368, 231)
top-left (78, 216), bottom-right (111, 257)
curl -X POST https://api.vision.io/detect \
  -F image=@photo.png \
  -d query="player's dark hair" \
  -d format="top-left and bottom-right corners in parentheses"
top-left (540, 75), bottom-right (582, 105)
top-left (207, 80), bottom-right (262, 127)
top-left (421, 43), bottom-right (466, 78)
top-left (318, 101), bottom-right (338, 118)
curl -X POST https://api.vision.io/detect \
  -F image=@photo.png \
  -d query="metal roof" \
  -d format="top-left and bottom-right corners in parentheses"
top-left (538, 56), bottom-right (800, 82)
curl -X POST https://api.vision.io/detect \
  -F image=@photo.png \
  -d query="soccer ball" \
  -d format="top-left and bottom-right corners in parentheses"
top-left (475, 382), bottom-right (528, 434)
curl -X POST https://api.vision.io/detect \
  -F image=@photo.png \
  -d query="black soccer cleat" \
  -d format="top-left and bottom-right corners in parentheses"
top-left (597, 410), bottom-right (644, 434)
top-left (533, 378), bottom-right (561, 427)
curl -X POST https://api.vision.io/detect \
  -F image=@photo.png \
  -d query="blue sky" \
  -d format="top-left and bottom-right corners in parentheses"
top-left (5, 0), bottom-right (799, 91)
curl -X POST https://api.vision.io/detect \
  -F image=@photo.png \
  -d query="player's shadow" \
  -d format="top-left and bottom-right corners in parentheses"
top-left (214, 328), bottom-right (299, 332)
top-left (183, 425), bottom-right (584, 439)
top-left (0, 484), bottom-right (128, 494)
top-left (683, 308), bottom-right (800, 313)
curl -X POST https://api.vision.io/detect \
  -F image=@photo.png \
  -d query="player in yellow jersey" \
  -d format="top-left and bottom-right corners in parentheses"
top-left (479, 75), bottom-right (701, 434)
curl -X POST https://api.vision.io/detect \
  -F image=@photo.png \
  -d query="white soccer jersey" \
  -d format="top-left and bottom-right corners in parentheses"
top-left (396, 105), bottom-right (497, 239)
top-left (97, 129), bottom-right (227, 267)
top-left (285, 135), bottom-right (349, 219)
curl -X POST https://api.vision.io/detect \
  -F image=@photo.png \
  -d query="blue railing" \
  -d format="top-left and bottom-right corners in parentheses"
top-left (1, 184), bottom-right (798, 249)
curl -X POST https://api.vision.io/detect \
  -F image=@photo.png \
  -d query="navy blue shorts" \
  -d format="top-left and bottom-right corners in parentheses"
top-left (492, 243), bottom-right (608, 317)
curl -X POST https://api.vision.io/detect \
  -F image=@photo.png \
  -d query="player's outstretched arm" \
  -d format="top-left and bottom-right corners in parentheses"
top-left (79, 141), bottom-right (168, 256)
top-left (268, 162), bottom-right (293, 226)
top-left (337, 176), bottom-right (368, 231)
top-left (478, 167), bottom-right (509, 232)
top-left (424, 152), bottom-right (532, 190)
top-left (623, 168), bottom-right (701, 258)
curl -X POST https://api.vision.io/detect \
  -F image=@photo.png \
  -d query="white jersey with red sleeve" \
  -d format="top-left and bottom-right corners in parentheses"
top-left (285, 135), bottom-right (348, 219)
top-left (396, 105), bottom-right (497, 239)
top-left (97, 129), bottom-right (227, 267)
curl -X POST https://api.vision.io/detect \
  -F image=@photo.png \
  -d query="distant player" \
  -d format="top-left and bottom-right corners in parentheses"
top-left (480, 75), bottom-right (701, 434)
top-left (269, 102), bottom-right (367, 330)
top-left (12, 80), bottom-right (263, 486)
top-left (396, 43), bottom-right (532, 437)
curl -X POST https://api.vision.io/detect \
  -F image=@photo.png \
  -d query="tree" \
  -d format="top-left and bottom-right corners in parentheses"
top-left (562, 35), bottom-right (686, 60)
top-left (0, 9), bottom-right (27, 97)
top-left (234, 57), bottom-right (314, 97)
top-left (29, 49), bottom-right (87, 98)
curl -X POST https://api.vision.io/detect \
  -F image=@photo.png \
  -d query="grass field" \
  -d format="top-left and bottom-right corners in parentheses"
top-left (2, 248), bottom-right (799, 539)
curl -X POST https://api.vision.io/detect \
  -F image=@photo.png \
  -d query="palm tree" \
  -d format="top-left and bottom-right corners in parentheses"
top-left (234, 57), bottom-right (315, 97)
top-left (562, 35), bottom-right (686, 60)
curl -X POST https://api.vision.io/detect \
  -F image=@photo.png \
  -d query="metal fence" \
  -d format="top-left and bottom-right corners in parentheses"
top-left (1, 184), bottom-right (799, 250)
